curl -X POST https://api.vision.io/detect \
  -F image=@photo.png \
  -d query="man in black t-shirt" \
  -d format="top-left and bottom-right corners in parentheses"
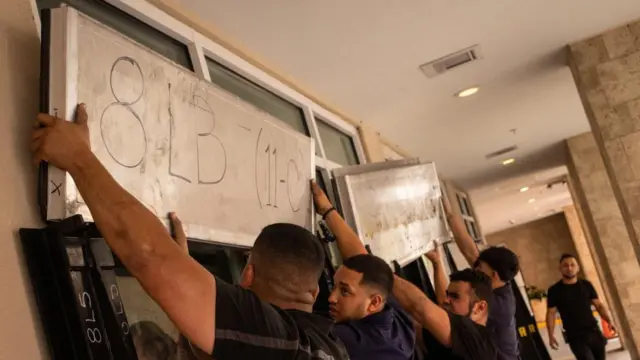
top-left (171, 214), bottom-right (349, 360)
top-left (33, 106), bottom-right (349, 360)
top-left (443, 198), bottom-right (519, 360)
top-left (395, 267), bottom-right (497, 360)
top-left (546, 254), bottom-right (616, 360)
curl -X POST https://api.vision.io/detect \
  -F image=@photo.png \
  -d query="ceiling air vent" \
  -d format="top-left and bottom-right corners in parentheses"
top-left (485, 145), bottom-right (518, 160)
top-left (419, 45), bottom-right (483, 78)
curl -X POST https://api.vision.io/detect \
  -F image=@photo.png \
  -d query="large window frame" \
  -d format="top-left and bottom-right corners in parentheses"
top-left (34, 0), bottom-right (366, 176)
top-left (30, 2), bottom-right (369, 349)
top-left (124, 0), bottom-right (364, 170)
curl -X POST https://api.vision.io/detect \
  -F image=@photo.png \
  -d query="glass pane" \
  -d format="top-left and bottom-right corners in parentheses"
top-left (116, 244), bottom-right (246, 358)
top-left (470, 221), bottom-right (480, 240)
top-left (206, 58), bottom-right (309, 135)
top-left (456, 194), bottom-right (471, 216)
top-left (316, 119), bottom-right (359, 166)
top-left (465, 219), bottom-right (478, 239)
top-left (463, 197), bottom-right (472, 216)
top-left (315, 169), bottom-right (328, 193)
top-left (38, 0), bottom-right (193, 69)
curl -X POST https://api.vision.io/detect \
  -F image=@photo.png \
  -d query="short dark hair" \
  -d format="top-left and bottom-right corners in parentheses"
top-left (252, 223), bottom-right (325, 288)
top-left (450, 269), bottom-right (494, 306)
top-left (477, 246), bottom-right (519, 282)
top-left (342, 254), bottom-right (394, 297)
top-left (559, 253), bottom-right (577, 263)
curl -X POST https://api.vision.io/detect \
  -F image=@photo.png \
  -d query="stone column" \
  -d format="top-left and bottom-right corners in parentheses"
top-left (562, 205), bottom-right (611, 316)
top-left (566, 132), bottom-right (640, 355)
top-left (568, 22), bottom-right (640, 262)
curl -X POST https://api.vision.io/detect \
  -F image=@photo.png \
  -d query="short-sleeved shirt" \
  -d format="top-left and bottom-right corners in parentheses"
top-left (486, 283), bottom-right (518, 360)
top-left (547, 279), bottom-right (599, 338)
top-left (421, 312), bottom-right (497, 360)
top-left (332, 297), bottom-right (415, 360)
top-left (210, 277), bottom-right (349, 360)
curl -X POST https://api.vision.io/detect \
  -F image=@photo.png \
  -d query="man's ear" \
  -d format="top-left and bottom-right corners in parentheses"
top-left (473, 300), bottom-right (489, 316)
top-left (311, 284), bottom-right (320, 302)
top-left (240, 264), bottom-right (255, 289)
top-left (491, 270), bottom-right (501, 282)
top-left (367, 293), bottom-right (385, 313)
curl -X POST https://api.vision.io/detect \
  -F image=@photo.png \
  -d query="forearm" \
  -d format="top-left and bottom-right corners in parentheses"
top-left (392, 275), bottom-right (451, 346)
top-left (69, 154), bottom-right (216, 351)
top-left (447, 213), bottom-right (479, 266)
top-left (324, 211), bottom-right (368, 259)
top-left (596, 304), bottom-right (613, 324)
top-left (69, 153), bottom-right (180, 273)
top-left (431, 259), bottom-right (448, 306)
top-left (546, 312), bottom-right (556, 338)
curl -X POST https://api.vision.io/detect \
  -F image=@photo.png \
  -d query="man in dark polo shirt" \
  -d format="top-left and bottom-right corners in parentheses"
top-left (546, 254), bottom-right (616, 360)
top-left (312, 182), bottom-right (415, 360)
top-left (32, 105), bottom-right (348, 360)
top-left (444, 198), bottom-right (519, 360)
top-left (394, 267), bottom-right (497, 360)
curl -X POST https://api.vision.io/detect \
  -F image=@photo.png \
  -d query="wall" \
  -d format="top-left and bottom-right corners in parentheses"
top-left (566, 131), bottom-right (638, 353)
top-left (0, 0), bottom-right (48, 358)
top-left (486, 213), bottom-right (578, 290)
top-left (568, 21), bottom-right (640, 278)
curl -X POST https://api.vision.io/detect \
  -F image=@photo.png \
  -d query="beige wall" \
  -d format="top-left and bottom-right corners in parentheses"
top-left (486, 213), bottom-right (578, 290)
top-left (568, 19), bottom-right (640, 354)
top-left (568, 21), bottom-right (640, 269)
top-left (0, 0), bottom-right (48, 358)
top-left (566, 131), bottom-right (638, 354)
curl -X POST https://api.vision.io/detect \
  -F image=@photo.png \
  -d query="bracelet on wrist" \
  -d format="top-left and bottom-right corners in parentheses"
top-left (322, 207), bottom-right (337, 220)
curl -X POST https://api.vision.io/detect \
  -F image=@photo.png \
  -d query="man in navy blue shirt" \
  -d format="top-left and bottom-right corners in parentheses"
top-left (312, 182), bottom-right (416, 360)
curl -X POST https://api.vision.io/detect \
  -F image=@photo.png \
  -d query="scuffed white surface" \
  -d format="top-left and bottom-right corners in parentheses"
top-left (346, 163), bottom-right (448, 265)
top-left (63, 13), bottom-right (313, 247)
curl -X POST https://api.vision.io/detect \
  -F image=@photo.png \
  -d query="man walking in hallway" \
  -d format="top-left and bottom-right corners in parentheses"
top-left (546, 254), bottom-right (616, 360)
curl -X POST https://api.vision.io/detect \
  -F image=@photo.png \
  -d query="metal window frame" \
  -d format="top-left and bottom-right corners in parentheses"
top-left (76, 0), bottom-right (367, 172)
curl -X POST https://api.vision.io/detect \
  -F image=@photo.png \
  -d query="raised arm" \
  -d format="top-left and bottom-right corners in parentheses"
top-left (443, 196), bottom-right (479, 267)
top-left (32, 105), bottom-right (216, 354)
top-left (311, 181), bottom-right (367, 258)
top-left (425, 247), bottom-right (448, 306)
top-left (392, 274), bottom-right (453, 347)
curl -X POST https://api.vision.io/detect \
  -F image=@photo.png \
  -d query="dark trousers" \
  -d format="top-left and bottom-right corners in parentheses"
top-left (567, 330), bottom-right (607, 360)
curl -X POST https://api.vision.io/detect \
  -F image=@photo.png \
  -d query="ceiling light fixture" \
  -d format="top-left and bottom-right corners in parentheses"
top-left (520, 186), bottom-right (529, 193)
top-left (501, 158), bottom-right (515, 166)
top-left (528, 198), bottom-right (536, 204)
top-left (456, 87), bottom-right (479, 98)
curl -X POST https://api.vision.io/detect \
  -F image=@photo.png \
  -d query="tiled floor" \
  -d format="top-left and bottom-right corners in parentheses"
top-left (538, 330), bottom-right (629, 360)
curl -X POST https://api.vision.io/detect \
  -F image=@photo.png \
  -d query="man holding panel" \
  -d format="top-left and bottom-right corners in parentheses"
top-left (312, 183), bottom-right (497, 360)
top-left (31, 104), bottom-right (349, 360)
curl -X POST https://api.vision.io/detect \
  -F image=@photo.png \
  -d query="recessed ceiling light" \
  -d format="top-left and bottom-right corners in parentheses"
top-left (528, 198), bottom-right (536, 204)
top-left (456, 87), bottom-right (479, 98)
top-left (520, 186), bottom-right (529, 192)
top-left (501, 158), bottom-right (515, 166)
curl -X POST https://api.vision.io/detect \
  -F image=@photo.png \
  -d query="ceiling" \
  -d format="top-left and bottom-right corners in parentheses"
top-left (175, 0), bottom-right (640, 232)
top-left (470, 166), bottom-right (573, 234)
